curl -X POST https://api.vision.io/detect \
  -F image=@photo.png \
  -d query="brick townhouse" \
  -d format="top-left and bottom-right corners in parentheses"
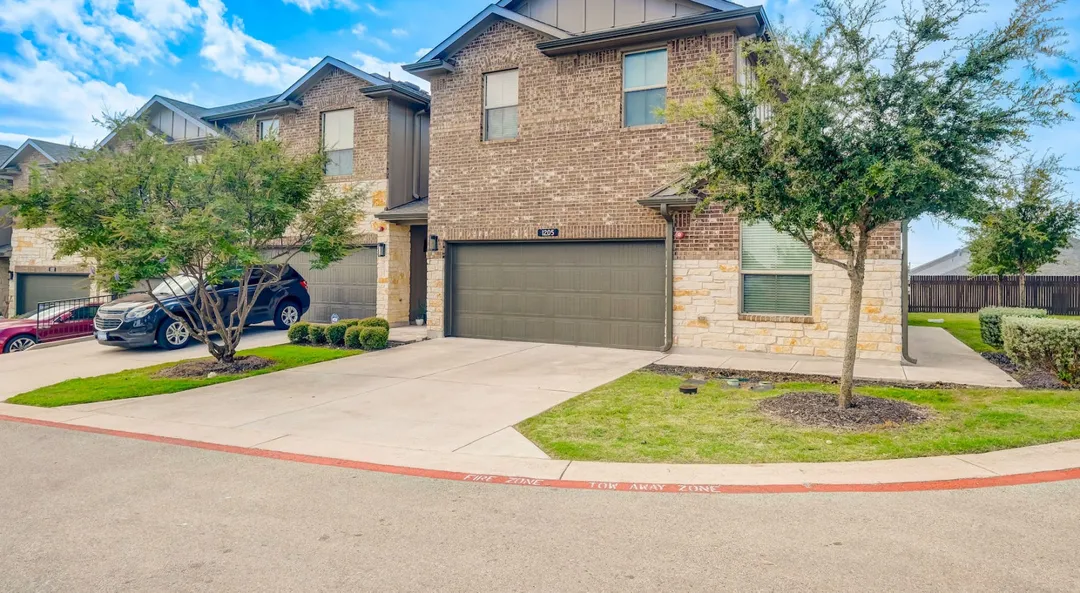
top-left (403, 0), bottom-right (908, 359)
top-left (3, 57), bottom-right (432, 326)
top-left (1, 140), bottom-right (92, 317)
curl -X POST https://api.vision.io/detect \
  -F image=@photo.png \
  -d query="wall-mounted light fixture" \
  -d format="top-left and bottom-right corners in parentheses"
top-left (377, 243), bottom-right (387, 257)
top-left (429, 234), bottom-right (439, 252)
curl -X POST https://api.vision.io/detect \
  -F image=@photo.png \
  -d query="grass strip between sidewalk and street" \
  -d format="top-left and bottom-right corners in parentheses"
top-left (516, 371), bottom-right (1080, 464)
top-left (6, 344), bottom-right (360, 408)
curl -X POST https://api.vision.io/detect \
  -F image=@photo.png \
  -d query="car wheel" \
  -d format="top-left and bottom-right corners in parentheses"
top-left (157, 319), bottom-right (192, 350)
top-left (3, 334), bottom-right (38, 354)
top-left (274, 301), bottom-right (301, 330)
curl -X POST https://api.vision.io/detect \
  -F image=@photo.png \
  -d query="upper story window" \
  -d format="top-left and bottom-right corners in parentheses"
top-left (258, 118), bottom-right (279, 141)
top-left (484, 69), bottom-right (518, 141)
top-left (740, 221), bottom-right (813, 316)
top-left (623, 48), bottom-right (667, 127)
top-left (322, 109), bottom-right (354, 176)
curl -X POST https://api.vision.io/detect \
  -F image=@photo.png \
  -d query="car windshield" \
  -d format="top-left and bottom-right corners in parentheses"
top-left (18, 305), bottom-right (71, 322)
top-left (152, 276), bottom-right (198, 297)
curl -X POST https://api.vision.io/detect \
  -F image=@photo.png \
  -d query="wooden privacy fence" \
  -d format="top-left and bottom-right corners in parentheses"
top-left (909, 275), bottom-right (1080, 315)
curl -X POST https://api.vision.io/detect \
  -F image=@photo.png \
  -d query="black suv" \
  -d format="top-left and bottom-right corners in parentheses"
top-left (94, 267), bottom-right (311, 349)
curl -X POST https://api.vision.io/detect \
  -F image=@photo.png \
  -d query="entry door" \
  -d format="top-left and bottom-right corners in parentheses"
top-left (449, 241), bottom-right (665, 350)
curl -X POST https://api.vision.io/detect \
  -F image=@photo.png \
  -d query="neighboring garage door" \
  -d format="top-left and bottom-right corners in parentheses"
top-left (450, 241), bottom-right (665, 350)
top-left (288, 249), bottom-right (377, 323)
top-left (15, 273), bottom-right (91, 315)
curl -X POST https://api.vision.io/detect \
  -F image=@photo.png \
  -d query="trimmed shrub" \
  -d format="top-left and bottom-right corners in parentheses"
top-left (359, 326), bottom-right (389, 351)
top-left (309, 324), bottom-right (327, 345)
top-left (357, 316), bottom-right (390, 331)
top-left (287, 321), bottom-right (311, 344)
top-left (344, 326), bottom-right (363, 349)
top-left (326, 322), bottom-right (349, 346)
top-left (340, 319), bottom-right (361, 328)
top-left (978, 307), bottom-right (1047, 347)
top-left (1003, 317), bottom-right (1080, 384)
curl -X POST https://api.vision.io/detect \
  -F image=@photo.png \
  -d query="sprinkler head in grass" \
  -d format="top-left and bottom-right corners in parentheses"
top-left (679, 379), bottom-right (706, 395)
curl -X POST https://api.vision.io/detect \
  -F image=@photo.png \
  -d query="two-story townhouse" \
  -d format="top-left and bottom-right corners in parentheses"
top-left (13, 56), bottom-right (430, 325)
top-left (404, 0), bottom-right (907, 360)
top-left (1, 140), bottom-right (93, 317)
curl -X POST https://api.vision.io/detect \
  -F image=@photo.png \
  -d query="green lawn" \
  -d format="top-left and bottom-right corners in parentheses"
top-left (908, 312), bottom-right (1080, 353)
top-left (7, 344), bottom-right (360, 408)
top-left (516, 371), bottom-right (1080, 463)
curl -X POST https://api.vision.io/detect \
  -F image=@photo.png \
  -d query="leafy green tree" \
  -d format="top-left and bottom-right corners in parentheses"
top-left (674, 0), bottom-right (1078, 407)
top-left (2, 118), bottom-right (364, 363)
top-left (967, 157), bottom-right (1080, 306)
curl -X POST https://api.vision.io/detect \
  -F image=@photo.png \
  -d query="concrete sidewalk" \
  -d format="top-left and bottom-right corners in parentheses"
top-left (656, 326), bottom-right (1020, 388)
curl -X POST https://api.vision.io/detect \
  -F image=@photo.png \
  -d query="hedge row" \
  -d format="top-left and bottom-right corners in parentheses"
top-left (1002, 317), bottom-right (1080, 385)
top-left (977, 307), bottom-right (1047, 348)
top-left (287, 317), bottom-right (390, 351)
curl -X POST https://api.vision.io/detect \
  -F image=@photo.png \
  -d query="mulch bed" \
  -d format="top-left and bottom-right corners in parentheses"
top-left (644, 364), bottom-right (973, 391)
top-left (155, 356), bottom-right (275, 379)
top-left (758, 391), bottom-right (932, 430)
top-left (980, 352), bottom-right (1072, 390)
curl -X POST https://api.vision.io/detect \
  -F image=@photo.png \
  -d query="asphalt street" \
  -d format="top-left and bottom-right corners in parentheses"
top-left (1, 420), bottom-right (1077, 592)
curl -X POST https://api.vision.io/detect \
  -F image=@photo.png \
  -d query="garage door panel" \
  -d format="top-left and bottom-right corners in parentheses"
top-left (450, 242), bottom-right (664, 350)
top-left (288, 249), bottom-right (376, 323)
top-left (15, 274), bottom-right (92, 315)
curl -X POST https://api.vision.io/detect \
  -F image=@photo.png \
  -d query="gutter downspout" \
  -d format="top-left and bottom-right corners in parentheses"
top-left (661, 204), bottom-right (675, 352)
top-left (901, 219), bottom-right (917, 364)
top-left (411, 109), bottom-right (427, 200)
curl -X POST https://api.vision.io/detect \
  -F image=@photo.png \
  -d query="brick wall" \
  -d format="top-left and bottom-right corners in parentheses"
top-left (279, 67), bottom-right (389, 185)
top-left (426, 21), bottom-right (736, 245)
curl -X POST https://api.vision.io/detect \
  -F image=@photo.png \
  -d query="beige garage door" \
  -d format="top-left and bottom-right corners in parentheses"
top-left (289, 249), bottom-right (377, 323)
top-left (450, 242), bottom-right (665, 350)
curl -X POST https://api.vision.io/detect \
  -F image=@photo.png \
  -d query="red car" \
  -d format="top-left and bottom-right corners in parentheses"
top-left (0, 303), bottom-right (100, 354)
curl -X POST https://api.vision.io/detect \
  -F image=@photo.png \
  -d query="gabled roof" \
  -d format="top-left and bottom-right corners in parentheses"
top-left (0, 138), bottom-right (85, 170)
top-left (911, 239), bottom-right (1080, 276)
top-left (536, 5), bottom-right (769, 55)
top-left (496, 0), bottom-right (744, 10)
top-left (0, 144), bottom-right (15, 166)
top-left (404, 5), bottom-right (571, 75)
top-left (375, 197), bottom-right (429, 222)
top-left (95, 56), bottom-right (426, 150)
top-left (274, 57), bottom-right (390, 102)
top-left (96, 95), bottom-right (222, 149)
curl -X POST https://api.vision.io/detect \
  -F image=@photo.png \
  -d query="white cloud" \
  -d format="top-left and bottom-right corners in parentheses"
top-left (0, 43), bottom-right (146, 146)
top-left (350, 51), bottom-right (428, 91)
top-left (0, 0), bottom-right (200, 72)
top-left (365, 3), bottom-right (388, 16)
top-left (350, 21), bottom-right (391, 52)
top-left (369, 37), bottom-right (392, 52)
top-left (391, 28), bottom-right (407, 37)
top-left (198, 0), bottom-right (320, 88)
top-left (281, 0), bottom-right (358, 12)
top-left (414, 47), bottom-right (432, 59)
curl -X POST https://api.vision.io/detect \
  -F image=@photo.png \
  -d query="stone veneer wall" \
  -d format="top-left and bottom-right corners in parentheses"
top-left (6, 227), bottom-right (93, 316)
top-left (377, 222), bottom-right (412, 324)
top-left (673, 258), bottom-right (903, 360)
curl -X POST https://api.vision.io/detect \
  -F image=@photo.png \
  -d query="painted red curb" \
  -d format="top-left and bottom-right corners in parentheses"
top-left (4, 413), bottom-right (1080, 494)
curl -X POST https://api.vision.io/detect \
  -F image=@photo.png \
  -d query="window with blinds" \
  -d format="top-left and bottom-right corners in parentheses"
top-left (484, 69), bottom-right (518, 141)
top-left (623, 48), bottom-right (667, 127)
top-left (322, 109), bottom-right (354, 176)
top-left (741, 221), bottom-right (813, 316)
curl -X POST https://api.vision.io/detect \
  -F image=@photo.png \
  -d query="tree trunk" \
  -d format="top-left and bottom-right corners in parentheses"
top-left (838, 251), bottom-right (868, 409)
top-left (1018, 271), bottom-right (1026, 307)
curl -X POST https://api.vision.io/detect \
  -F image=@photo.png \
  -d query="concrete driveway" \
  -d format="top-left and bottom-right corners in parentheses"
top-left (58, 338), bottom-right (662, 457)
top-left (0, 325), bottom-right (289, 399)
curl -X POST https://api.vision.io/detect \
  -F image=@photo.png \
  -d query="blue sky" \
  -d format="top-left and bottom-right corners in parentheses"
top-left (0, 0), bottom-right (1076, 265)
